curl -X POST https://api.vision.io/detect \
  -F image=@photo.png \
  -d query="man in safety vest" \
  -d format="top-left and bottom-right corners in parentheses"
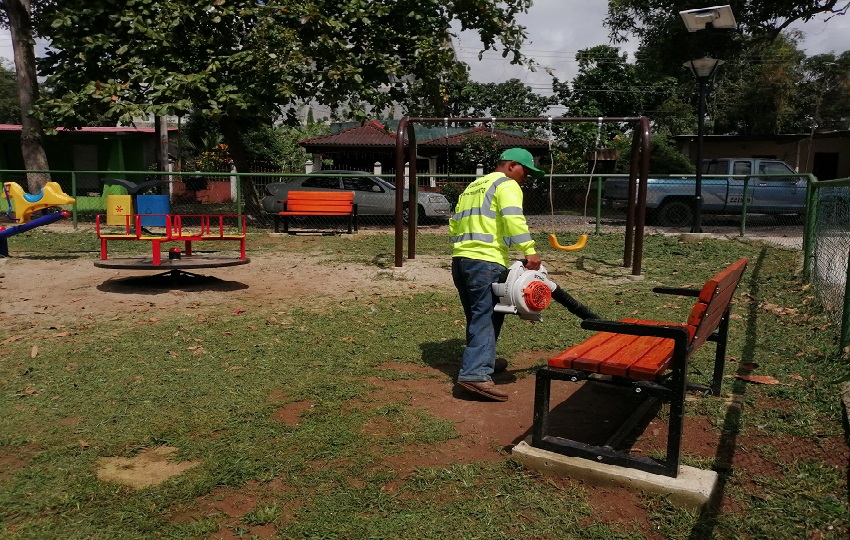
top-left (449, 147), bottom-right (544, 401)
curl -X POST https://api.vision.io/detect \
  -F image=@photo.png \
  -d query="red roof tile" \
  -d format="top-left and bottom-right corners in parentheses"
top-left (300, 121), bottom-right (397, 149)
top-left (419, 126), bottom-right (548, 149)
top-left (300, 122), bottom-right (548, 152)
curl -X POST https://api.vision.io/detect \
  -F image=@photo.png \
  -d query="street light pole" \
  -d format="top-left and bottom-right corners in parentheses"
top-left (679, 5), bottom-right (736, 233)
top-left (693, 75), bottom-right (707, 233)
top-left (684, 57), bottom-right (722, 233)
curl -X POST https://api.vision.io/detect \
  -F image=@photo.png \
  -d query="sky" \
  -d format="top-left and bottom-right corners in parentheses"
top-left (453, 0), bottom-right (850, 99)
top-left (0, 2), bottom-right (846, 101)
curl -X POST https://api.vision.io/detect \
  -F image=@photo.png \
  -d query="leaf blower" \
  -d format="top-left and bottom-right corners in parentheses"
top-left (492, 261), bottom-right (600, 322)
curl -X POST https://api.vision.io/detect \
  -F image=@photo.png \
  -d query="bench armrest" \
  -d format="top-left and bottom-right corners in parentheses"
top-left (653, 286), bottom-right (700, 297)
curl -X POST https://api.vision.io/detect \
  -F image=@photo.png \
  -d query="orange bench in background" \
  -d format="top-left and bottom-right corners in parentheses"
top-left (532, 258), bottom-right (748, 478)
top-left (274, 191), bottom-right (358, 233)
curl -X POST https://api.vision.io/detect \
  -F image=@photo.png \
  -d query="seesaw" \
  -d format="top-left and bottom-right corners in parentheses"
top-left (3, 181), bottom-right (75, 223)
top-left (1, 182), bottom-right (75, 256)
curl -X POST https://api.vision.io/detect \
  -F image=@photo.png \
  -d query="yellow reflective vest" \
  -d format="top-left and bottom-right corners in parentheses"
top-left (449, 172), bottom-right (536, 267)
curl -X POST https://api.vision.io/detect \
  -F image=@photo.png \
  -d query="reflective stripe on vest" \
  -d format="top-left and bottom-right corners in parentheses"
top-left (451, 176), bottom-right (512, 221)
top-left (449, 232), bottom-right (494, 244)
top-left (504, 232), bottom-right (533, 246)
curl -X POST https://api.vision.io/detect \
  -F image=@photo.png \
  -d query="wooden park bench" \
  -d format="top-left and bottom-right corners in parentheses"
top-left (532, 258), bottom-right (749, 478)
top-left (273, 191), bottom-right (358, 234)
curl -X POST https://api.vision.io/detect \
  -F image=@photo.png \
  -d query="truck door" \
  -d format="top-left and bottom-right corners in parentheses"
top-left (700, 159), bottom-right (730, 211)
top-left (725, 160), bottom-right (752, 211)
top-left (749, 161), bottom-right (804, 213)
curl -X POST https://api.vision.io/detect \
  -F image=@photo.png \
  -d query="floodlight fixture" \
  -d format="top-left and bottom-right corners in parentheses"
top-left (679, 5), bottom-right (736, 32)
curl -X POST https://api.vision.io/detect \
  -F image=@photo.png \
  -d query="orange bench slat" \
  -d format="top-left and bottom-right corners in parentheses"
top-left (284, 191), bottom-right (354, 202)
top-left (281, 203), bottom-right (353, 212)
top-left (548, 319), bottom-right (695, 381)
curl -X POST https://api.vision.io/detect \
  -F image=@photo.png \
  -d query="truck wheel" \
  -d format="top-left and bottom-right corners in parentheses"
top-left (656, 200), bottom-right (694, 227)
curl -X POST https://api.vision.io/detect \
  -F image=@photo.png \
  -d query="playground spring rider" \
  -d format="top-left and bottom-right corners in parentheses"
top-left (492, 261), bottom-right (599, 322)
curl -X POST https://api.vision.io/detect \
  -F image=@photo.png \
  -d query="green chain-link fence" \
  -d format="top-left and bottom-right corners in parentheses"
top-left (803, 176), bottom-right (850, 349)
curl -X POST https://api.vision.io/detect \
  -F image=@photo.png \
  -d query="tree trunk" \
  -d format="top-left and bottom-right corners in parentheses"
top-left (219, 115), bottom-right (262, 217)
top-left (6, 0), bottom-right (50, 194)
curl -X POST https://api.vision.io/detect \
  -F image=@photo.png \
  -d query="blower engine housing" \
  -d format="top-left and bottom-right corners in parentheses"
top-left (492, 261), bottom-right (557, 321)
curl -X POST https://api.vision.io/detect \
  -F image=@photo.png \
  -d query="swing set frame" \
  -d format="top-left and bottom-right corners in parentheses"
top-left (392, 116), bottom-right (651, 275)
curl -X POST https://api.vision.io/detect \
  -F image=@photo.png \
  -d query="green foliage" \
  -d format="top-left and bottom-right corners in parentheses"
top-left (34, 0), bottom-right (533, 128)
top-left (192, 144), bottom-right (233, 173)
top-left (610, 133), bottom-right (694, 174)
top-left (456, 131), bottom-right (500, 173)
top-left (0, 61), bottom-right (20, 123)
top-left (603, 1), bottom-right (850, 136)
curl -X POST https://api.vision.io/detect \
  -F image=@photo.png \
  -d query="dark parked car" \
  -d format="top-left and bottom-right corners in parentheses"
top-left (261, 170), bottom-right (453, 224)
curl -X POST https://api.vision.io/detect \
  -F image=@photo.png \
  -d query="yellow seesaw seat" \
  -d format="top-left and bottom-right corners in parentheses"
top-left (3, 181), bottom-right (75, 223)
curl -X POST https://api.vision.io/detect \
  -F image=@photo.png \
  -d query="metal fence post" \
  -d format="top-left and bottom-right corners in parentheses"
top-left (802, 175), bottom-right (818, 282)
top-left (739, 175), bottom-right (750, 237)
top-left (70, 171), bottom-right (78, 228)
top-left (236, 172), bottom-right (243, 216)
top-left (841, 244), bottom-right (850, 351)
top-left (595, 176), bottom-right (602, 235)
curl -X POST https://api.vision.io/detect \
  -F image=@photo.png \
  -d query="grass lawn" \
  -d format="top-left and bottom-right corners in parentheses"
top-left (0, 227), bottom-right (848, 539)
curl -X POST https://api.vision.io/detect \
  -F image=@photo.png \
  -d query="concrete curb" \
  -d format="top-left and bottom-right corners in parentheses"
top-left (511, 441), bottom-right (717, 510)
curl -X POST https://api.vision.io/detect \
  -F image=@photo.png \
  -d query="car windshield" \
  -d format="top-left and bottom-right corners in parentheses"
top-left (373, 177), bottom-right (396, 190)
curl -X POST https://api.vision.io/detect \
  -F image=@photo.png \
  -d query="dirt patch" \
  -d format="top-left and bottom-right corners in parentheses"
top-left (0, 252), bottom-right (454, 325)
top-left (96, 446), bottom-right (201, 489)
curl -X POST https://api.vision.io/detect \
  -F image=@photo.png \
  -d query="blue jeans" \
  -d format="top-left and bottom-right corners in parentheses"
top-left (452, 257), bottom-right (506, 382)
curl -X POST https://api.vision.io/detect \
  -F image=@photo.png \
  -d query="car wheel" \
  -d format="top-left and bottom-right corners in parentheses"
top-left (656, 199), bottom-right (694, 227)
top-left (402, 203), bottom-right (425, 225)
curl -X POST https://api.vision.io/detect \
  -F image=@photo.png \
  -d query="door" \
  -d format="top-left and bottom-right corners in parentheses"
top-left (813, 152), bottom-right (839, 181)
top-left (724, 159), bottom-right (752, 211)
top-left (700, 159), bottom-right (732, 211)
top-left (749, 160), bottom-right (805, 213)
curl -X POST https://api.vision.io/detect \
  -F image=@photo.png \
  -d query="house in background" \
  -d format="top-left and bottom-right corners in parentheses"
top-left (676, 130), bottom-right (850, 180)
top-left (299, 120), bottom-right (549, 179)
top-left (0, 124), bottom-right (179, 193)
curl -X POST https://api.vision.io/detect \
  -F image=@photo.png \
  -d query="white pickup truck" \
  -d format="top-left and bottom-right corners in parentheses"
top-left (603, 158), bottom-right (806, 226)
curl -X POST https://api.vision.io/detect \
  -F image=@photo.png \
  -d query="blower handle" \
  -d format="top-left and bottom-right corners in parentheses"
top-left (551, 287), bottom-right (600, 320)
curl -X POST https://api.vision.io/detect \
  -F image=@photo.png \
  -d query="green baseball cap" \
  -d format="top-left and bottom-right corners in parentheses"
top-left (499, 148), bottom-right (544, 178)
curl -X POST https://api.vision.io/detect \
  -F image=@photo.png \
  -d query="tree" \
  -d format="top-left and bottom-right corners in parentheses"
top-left (0, 61), bottom-right (21, 123)
top-left (402, 76), bottom-right (553, 134)
top-left (34, 0), bottom-right (534, 210)
top-left (711, 34), bottom-right (806, 135)
top-left (547, 45), bottom-right (691, 172)
top-left (1, 0), bottom-right (50, 193)
top-left (604, 1), bottom-right (850, 137)
top-left (606, 1), bottom-right (849, 63)
top-left (797, 51), bottom-right (850, 133)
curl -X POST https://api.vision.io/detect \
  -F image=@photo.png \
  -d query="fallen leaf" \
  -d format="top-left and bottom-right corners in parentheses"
top-left (736, 375), bottom-right (780, 385)
top-left (30, 346), bottom-right (39, 358)
top-left (233, 309), bottom-right (246, 314)
top-left (789, 374), bottom-right (804, 381)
